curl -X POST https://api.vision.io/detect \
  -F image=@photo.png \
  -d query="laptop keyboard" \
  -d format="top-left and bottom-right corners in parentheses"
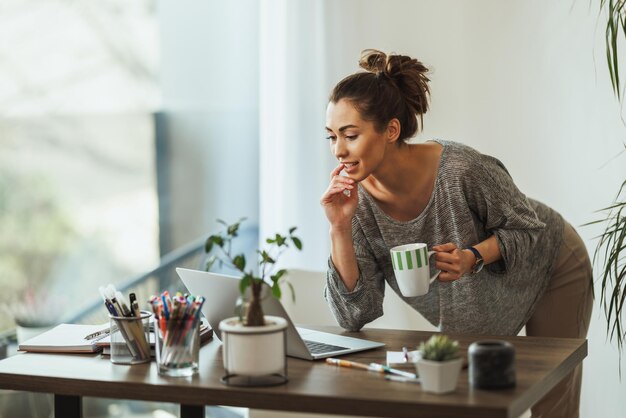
top-left (303, 339), bottom-right (349, 354)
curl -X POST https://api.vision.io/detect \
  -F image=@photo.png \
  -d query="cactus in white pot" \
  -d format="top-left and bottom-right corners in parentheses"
top-left (416, 335), bottom-right (463, 394)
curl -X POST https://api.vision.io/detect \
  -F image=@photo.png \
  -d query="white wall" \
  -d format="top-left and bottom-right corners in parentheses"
top-left (157, 0), bottom-right (260, 250)
top-left (323, 1), bottom-right (626, 417)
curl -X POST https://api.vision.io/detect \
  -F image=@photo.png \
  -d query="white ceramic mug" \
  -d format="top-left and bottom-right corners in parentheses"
top-left (390, 243), bottom-right (440, 297)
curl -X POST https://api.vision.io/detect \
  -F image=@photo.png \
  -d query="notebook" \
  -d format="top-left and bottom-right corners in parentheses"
top-left (176, 268), bottom-right (385, 360)
top-left (18, 323), bottom-right (109, 354)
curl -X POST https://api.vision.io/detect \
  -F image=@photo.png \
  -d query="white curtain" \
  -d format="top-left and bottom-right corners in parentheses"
top-left (258, 0), bottom-right (334, 270)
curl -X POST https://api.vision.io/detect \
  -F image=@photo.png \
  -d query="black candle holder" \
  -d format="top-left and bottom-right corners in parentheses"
top-left (468, 340), bottom-right (516, 389)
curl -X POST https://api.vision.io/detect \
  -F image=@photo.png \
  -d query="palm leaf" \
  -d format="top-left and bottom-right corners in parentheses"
top-left (604, 0), bottom-right (626, 99)
top-left (593, 186), bottom-right (626, 353)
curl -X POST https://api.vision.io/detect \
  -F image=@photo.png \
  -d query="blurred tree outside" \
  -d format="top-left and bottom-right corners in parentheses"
top-left (0, 167), bottom-right (76, 329)
top-left (0, 0), bottom-right (161, 331)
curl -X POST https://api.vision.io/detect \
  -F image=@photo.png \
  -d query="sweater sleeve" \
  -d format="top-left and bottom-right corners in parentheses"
top-left (324, 219), bottom-right (385, 331)
top-left (462, 153), bottom-right (546, 274)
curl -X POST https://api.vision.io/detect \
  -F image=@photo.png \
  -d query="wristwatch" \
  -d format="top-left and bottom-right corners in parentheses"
top-left (466, 247), bottom-right (484, 275)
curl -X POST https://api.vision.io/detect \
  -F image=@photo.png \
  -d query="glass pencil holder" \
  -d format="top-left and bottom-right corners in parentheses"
top-left (109, 311), bottom-right (152, 365)
top-left (154, 317), bottom-right (200, 377)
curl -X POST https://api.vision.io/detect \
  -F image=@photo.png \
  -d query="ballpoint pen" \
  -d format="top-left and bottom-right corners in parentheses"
top-left (369, 363), bottom-right (417, 379)
top-left (385, 375), bottom-right (421, 384)
top-left (84, 326), bottom-right (113, 341)
top-left (326, 358), bottom-right (418, 379)
top-left (129, 293), bottom-right (137, 316)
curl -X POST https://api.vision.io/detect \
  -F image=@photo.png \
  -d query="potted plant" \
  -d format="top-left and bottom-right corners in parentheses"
top-left (1, 286), bottom-right (65, 344)
top-left (204, 218), bottom-right (302, 386)
top-left (415, 335), bottom-right (463, 394)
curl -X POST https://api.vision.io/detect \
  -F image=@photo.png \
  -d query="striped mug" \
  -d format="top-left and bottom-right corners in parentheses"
top-left (390, 243), bottom-right (441, 297)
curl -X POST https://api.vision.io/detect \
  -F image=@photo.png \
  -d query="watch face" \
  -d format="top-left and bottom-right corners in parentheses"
top-left (474, 260), bottom-right (484, 273)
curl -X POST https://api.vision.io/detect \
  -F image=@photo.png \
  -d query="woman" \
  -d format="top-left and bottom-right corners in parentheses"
top-left (320, 49), bottom-right (592, 418)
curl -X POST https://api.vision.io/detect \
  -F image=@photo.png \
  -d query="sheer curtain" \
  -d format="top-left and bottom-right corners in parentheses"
top-left (258, 0), bottom-right (334, 270)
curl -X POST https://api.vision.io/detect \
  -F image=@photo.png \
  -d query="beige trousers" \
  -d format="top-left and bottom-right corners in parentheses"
top-left (526, 222), bottom-right (593, 418)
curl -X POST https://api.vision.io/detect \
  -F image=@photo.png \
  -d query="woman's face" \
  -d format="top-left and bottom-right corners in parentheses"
top-left (325, 99), bottom-right (393, 182)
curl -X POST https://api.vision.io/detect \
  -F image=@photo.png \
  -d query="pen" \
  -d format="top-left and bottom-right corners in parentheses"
top-left (369, 363), bottom-right (418, 379)
top-left (84, 326), bottom-right (113, 341)
top-left (385, 375), bottom-right (421, 384)
top-left (129, 293), bottom-right (137, 316)
top-left (326, 358), bottom-right (418, 379)
top-left (115, 291), bottom-right (132, 317)
top-left (325, 358), bottom-right (371, 370)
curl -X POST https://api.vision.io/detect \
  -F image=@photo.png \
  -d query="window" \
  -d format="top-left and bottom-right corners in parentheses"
top-left (0, 0), bottom-right (160, 331)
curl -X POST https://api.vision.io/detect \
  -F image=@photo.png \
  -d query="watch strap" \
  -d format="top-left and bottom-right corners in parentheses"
top-left (466, 246), bottom-right (484, 274)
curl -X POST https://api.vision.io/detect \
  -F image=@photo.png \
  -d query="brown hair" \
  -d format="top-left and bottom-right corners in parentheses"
top-left (329, 49), bottom-right (430, 142)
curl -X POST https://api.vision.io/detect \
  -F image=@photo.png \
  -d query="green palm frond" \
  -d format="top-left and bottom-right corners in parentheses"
top-left (591, 180), bottom-right (626, 351)
top-left (601, 0), bottom-right (626, 100)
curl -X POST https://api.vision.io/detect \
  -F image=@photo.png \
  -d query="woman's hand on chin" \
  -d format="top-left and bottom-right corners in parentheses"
top-left (320, 164), bottom-right (359, 227)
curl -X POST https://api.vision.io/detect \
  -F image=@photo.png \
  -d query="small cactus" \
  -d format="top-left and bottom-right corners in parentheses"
top-left (419, 335), bottom-right (459, 362)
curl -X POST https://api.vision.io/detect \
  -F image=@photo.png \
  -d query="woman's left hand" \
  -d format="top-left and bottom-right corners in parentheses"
top-left (431, 243), bottom-right (475, 282)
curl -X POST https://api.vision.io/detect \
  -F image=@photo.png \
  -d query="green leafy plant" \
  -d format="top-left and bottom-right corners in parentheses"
top-left (419, 335), bottom-right (460, 362)
top-left (588, 181), bottom-right (626, 352)
top-left (204, 218), bottom-right (302, 327)
top-left (602, 0), bottom-right (626, 101)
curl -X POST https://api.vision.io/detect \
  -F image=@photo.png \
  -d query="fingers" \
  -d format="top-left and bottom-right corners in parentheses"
top-left (436, 266), bottom-right (463, 282)
top-left (330, 163), bottom-right (345, 180)
top-left (434, 245), bottom-right (464, 282)
top-left (320, 164), bottom-right (356, 205)
top-left (432, 242), bottom-right (457, 252)
top-left (320, 175), bottom-right (356, 205)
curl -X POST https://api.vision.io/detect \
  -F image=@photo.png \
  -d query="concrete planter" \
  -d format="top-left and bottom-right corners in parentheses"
top-left (416, 357), bottom-right (463, 394)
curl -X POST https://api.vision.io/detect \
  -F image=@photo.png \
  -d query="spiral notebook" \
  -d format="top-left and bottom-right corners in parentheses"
top-left (18, 323), bottom-right (109, 354)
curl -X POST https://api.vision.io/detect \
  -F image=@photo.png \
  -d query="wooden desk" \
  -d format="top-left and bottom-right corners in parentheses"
top-left (0, 327), bottom-right (586, 418)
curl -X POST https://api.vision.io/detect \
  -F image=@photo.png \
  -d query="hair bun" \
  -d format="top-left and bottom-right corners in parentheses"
top-left (330, 49), bottom-right (431, 141)
top-left (358, 48), bottom-right (430, 118)
top-left (358, 49), bottom-right (388, 74)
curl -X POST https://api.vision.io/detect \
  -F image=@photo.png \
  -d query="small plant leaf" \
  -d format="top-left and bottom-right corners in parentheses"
top-left (292, 236), bottom-right (303, 250)
top-left (212, 235), bottom-right (224, 247)
top-left (273, 269), bottom-right (287, 282)
top-left (276, 234), bottom-right (286, 246)
top-left (260, 250), bottom-right (275, 264)
top-left (227, 222), bottom-right (240, 236)
top-left (289, 226), bottom-right (297, 234)
top-left (204, 237), bottom-right (214, 253)
top-left (233, 254), bottom-right (246, 271)
top-left (271, 282), bottom-right (282, 299)
top-left (239, 274), bottom-right (252, 295)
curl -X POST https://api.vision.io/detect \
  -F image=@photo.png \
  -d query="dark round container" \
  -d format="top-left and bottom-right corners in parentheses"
top-left (468, 340), bottom-right (516, 389)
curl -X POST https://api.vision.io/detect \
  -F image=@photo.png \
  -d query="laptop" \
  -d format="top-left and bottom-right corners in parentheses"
top-left (176, 268), bottom-right (385, 360)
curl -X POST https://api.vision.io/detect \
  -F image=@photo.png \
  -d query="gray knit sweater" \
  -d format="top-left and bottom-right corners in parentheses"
top-left (325, 140), bottom-right (564, 335)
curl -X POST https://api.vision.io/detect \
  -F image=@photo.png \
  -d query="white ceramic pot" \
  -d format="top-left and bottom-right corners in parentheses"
top-left (415, 357), bottom-right (463, 394)
top-left (219, 315), bottom-right (287, 377)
